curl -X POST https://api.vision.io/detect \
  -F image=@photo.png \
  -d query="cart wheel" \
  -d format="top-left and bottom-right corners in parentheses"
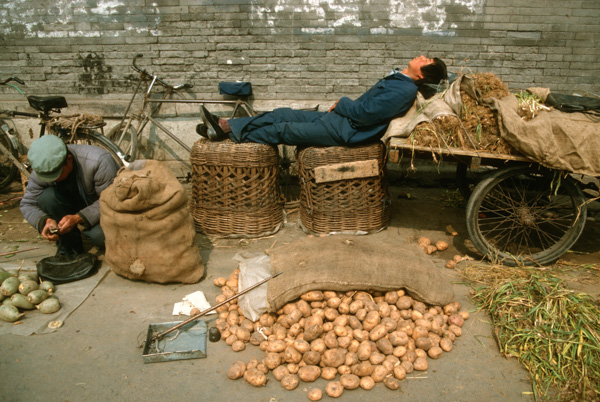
top-left (0, 125), bottom-right (19, 191)
top-left (466, 166), bottom-right (587, 266)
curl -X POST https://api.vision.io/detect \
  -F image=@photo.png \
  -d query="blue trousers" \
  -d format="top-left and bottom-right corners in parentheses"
top-left (38, 187), bottom-right (105, 253)
top-left (228, 108), bottom-right (353, 147)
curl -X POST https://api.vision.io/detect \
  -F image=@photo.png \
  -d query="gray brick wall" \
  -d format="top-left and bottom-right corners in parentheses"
top-left (1, 0), bottom-right (598, 104)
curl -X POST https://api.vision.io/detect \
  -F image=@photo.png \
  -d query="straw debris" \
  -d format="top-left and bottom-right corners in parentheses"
top-left (459, 262), bottom-right (600, 400)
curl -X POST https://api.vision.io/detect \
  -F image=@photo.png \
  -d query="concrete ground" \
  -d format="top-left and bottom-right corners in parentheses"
top-left (1, 165), bottom-right (598, 402)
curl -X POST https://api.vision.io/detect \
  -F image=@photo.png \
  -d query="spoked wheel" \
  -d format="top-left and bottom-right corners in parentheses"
top-left (0, 126), bottom-right (19, 191)
top-left (466, 166), bottom-right (587, 266)
top-left (107, 121), bottom-right (138, 162)
top-left (70, 132), bottom-right (126, 167)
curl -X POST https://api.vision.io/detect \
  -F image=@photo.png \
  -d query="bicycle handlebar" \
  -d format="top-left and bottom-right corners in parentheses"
top-left (131, 54), bottom-right (193, 91)
top-left (0, 77), bottom-right (25, 86)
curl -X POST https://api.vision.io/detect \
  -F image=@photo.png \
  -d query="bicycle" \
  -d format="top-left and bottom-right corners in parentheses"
top-left (107, 54), bottom-right (256, 164)
top-left (0, 76), bottom-right (125, 191)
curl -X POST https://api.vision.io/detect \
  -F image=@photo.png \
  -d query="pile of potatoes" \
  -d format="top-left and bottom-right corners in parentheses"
top-left (213, 269), bottom-right (469, 399)
top-left (0, 268), bottom-right (61, 323)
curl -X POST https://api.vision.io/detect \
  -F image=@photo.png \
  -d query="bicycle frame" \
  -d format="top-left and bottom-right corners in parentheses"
top-left (109, 54), bottom-right (255, 163)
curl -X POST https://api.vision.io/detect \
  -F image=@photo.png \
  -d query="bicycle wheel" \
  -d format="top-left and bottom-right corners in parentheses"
top-left (107, 121), bottom-right (137, 162)
top-left (70, 132), bottom-right (126, 167)
top-left (466, 166), bottom-right (587, 266)
top-left (0, 127), bottom-right (18, 190)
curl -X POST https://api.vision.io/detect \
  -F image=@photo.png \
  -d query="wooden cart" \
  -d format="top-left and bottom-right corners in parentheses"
top-left (388, 137), bottom-right (593, 266)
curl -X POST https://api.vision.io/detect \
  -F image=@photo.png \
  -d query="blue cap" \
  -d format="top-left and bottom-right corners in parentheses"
top-left (27, 135), bottom-right (67, 182)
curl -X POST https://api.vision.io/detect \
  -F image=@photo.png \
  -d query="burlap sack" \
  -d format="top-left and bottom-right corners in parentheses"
top-left (100, 160), bottom-right (204, 283)
top-left (266, 235), bottom-right (454, 312)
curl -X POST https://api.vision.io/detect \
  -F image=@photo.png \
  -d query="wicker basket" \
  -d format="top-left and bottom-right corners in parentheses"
top-left (297, 142), bottom-right (390, 234)
top-left (190, 139), bottom-right (284, 237)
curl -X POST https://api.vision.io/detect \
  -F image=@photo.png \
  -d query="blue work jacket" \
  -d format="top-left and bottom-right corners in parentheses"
top-left (328, 72), bottom-right (418, 144)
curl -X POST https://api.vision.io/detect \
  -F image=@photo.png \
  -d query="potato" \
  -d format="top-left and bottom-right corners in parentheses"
top-left (337, 336), bottom-right (351, 350)
top-left (296, 299), bottom-right (312, 317)
top-left (347, 315), bottom-right (362, 330)
top-left (448, 314), bottom-right (465, 328)
top-left (393, 345), bottom-right (407, 358)
top-left (393, 364), bottom-right (406, 380)
top-left (304, 324), bottom-right (324, 342)
top-left (352, 361), bottom-right (374, 377)
top-left (308, 388), bottom-right (323, 401)
top-left (337, 365), bottom-right (351, 375)
top-left (428, 346), bottom-right (443, 359)
top-left (362, 310), bottom-right (381, 331)
top-left (436, 240), bottom-right (449, 251)
top-left (440, 337), bottom-right (454, 352)
top-left (323, 348), bottom-right (346, 368)
top-left (389, 331), bottom-right (409, 346)
top-left (459, 310), bottom-right (470, 320)
top-left (357, 340), bottom-right (372, 361)
top-left (344, 351), bottom-right (359, 367)
top-left (303, 350), bottom-right (321, 366)
top-left (445, 260), bottom-right (456, 269)
top-left (321, 366), bottom-right (338, 380)
top-left (301, 291), bottom-right (324, 302)
top-left (337, 302), bottom-right (350, 315)
top-left (369, 351), bottom-right (385, 366)
top-left (360, 376), bottom-right (375, 390)
top-left (267, 340), bottom-right (287, 353)
top-left (298, 365), bottom-right (321, 382)
top-left (325, 381), bottom-right (344, 398)
top-left (227, 361), bottom-right (246, 380)
top-left (273, 365), bottom-right (290, 381)
top-left (225, 334), bottom-right (238, 346)
top-left (340, 373), bottom-right (360, 390)
top-left (415, 337), bottom-right (433, 351)
top-left (369, 324), bottom-right (388, 341)
top-left (395, 296), bottom-right (413, 310)
top-left (235, 326), bottom-right (251, 342)
top-left (213, 277), bottom-right (227, 287)
top-left (384, 376), bottom-right (402, 390)
top-left (283, 345), bottom-right (303, 364)
top-left (412, 326), bottom-right (429, 340)
top-left (280, 373), bottom-right (299, 390)
top-left (381, 317), bottom-right (398, 332)
top-left (244, 368), bottom-right (267, 387)
top-left (327, 296), bottom-right (342, 309)
top-left (323, 332), bottom-right (338, 349)
top-left (231, 340), bottom-right (246, 352)
top-left (371, 365), bottom-right (389, 383)
top-left (417, 236), bottom-right (431, 246)
top-left (287, 363), bottom-right (299, 374)
top-left (376, 337), bottom-right (394, 356)
top-left (264, 352), bottom-right (282, 370)
top-left (355, 308), bottom-right (367, 321)
top-left (401, 360), bottom-right (413, 374)
top-left (448, 324), bottom-right (463, 337)
top-left (413, 357), bottom-right (428, 371)
top-left (311, 338), bottom-right (327, 354)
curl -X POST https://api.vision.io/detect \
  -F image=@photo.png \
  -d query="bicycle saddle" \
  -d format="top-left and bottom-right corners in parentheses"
top-left (27, 95), bottom-right (68, 112)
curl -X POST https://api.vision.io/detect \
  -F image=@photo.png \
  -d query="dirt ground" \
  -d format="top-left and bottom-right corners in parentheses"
top-left (1, 164), bottom-right (599, 401)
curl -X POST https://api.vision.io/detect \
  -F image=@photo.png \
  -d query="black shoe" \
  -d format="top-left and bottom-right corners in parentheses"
top-left (199, 105), bottom-right (227, 141)
top-left (196, 123), bottom-right (209, 139)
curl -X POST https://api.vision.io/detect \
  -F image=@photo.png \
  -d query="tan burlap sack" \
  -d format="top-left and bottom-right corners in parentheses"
top-left (100, 160), bottom-right (204, 283)
top-left (266, 235), bottom-right (454, 311)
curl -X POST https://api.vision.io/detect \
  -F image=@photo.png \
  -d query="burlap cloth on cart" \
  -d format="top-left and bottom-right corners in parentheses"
top-left (100, 160), bottom-right (204, 284)
top-left (382, 75), bottom-right (600, 176)
top-left (266, 234), bottom-right (454, 312)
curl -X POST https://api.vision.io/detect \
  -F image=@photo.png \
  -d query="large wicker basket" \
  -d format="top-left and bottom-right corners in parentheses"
top-left (297, 142), bottom-right (390, 234)
top-left (190, 139), bottom-right (284, 237)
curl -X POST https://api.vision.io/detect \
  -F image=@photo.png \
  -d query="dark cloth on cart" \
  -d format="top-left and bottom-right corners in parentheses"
top-left (229, 72), bottom-right (418, 146)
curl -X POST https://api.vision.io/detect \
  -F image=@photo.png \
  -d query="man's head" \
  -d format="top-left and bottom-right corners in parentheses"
top-left (408, 55), bottom-right (447, 87)
top-left (28, 135), bottom-right (71, 182)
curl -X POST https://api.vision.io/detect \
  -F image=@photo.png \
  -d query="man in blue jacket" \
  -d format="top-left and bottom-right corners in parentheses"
top-left (198, 55), bottom-right (446, 146)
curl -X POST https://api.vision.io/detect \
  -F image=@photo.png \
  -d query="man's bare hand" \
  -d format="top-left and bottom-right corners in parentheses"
top-left (328, 100), bottom-right (339, 112)
top-left (41, 218), bottom-right (60, 242)
top-left (57, 214), bottom-right (83, 235)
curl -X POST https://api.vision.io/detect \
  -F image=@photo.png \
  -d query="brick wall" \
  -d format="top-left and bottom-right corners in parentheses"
top-left (1, 0), bottom-right (598, 104)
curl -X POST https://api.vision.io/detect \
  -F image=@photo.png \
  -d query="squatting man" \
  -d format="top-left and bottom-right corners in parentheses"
top-left (20, 135), bottom-right (120, 256)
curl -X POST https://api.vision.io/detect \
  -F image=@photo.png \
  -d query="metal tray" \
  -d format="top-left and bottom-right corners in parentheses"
top-left (142, 320), bottom-right (207, 364)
